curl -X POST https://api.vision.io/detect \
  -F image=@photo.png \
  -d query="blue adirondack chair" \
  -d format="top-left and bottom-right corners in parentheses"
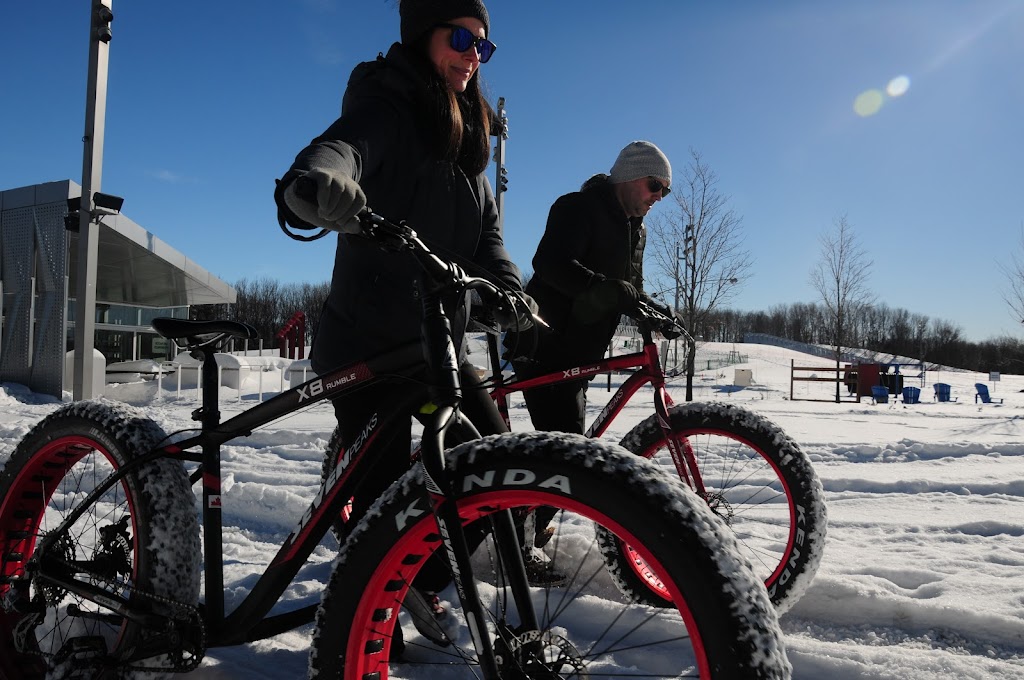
top-left (871, 385), bottom-right (889, 404)
top-left (933, 383), bottom-right (956, 402)
top-left (902, 386), bottom-right (921, 404)
top-left (974, 383), bottom-right (1003, 404)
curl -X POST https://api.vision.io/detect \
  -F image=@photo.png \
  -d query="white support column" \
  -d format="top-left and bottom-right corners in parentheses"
top-left (73, 0), bottom-right (114, 400)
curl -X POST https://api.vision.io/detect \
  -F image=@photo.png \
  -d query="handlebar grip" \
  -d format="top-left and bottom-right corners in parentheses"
top-left (293, 175), bottom-right (317, 203)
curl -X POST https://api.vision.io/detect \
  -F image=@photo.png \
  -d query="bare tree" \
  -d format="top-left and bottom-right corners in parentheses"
top-left (809, 215), bottom-right (874, 402)
top-left (1000, 226), bottom-right (1024, 328)
top-left (646, 148), bottom-right (752, 400)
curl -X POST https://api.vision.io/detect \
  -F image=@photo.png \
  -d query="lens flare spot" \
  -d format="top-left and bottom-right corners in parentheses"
top-left (887, 75), bottom-right (910, 97)
top-left (853, 89), bottom-right (885, 117)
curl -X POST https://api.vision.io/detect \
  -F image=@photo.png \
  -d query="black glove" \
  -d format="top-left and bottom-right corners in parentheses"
top-left (283, 169), bottom-right (366, 234)
top-left (572, 277), bottom-right (641, 324)
top-left (493, 291), bottom-right (539, 332)
top-left (591, 278), bottom-right (641, 313)
top-left (658, 307), bottom-right (686, 340)
top-left (660, 319), bottom-right (684, 340)
top-left (643, 297), bottom-right (673, 318)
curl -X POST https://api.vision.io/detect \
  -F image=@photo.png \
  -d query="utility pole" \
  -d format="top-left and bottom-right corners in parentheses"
top-left (493, 97), bottom-right (508, 227)
top-left (681, 224), bottom-right (695, 398)
top-left (72, 0), bottom-right (114, 400)
top-left (672, 243), bottom-right (682, 371)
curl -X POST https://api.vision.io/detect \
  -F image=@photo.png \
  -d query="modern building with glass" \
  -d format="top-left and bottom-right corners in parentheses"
top-left (1, 180), bottom-right (235, 397)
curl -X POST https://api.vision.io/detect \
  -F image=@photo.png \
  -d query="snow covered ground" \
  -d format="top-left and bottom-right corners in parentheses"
top-left (2, 338), bottom-right (1023, 679)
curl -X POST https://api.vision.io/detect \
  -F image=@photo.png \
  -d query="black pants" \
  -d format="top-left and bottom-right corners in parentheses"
top-left (331, 360), bottom-right (507, 591)
top-left (513, 359), bottom-right (588, 435)
top-left (332, 361), bottom-right (508, 521)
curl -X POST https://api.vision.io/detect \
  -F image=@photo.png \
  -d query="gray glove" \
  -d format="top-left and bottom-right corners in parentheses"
top-left (283, 169), bottom-right (366, 234)
top-left (494, 291), bottom-right (539, 332)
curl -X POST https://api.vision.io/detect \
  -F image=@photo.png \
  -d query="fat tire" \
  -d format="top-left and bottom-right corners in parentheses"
top-left (309, 431), bottom-right (791, 679)
top-left (0, 401), bottom-right (201, 679)
top-left (610, 401), bottom-right (826, 614)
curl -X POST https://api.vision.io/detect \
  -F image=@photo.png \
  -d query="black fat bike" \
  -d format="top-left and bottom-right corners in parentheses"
top-left (0, 211), bottom-right (791, 679)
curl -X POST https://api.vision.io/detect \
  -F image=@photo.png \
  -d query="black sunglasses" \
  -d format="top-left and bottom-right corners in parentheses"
top-left (647, 178), bottom-right (671, 197)
top-left (438, 23), bottom-right (497, 63)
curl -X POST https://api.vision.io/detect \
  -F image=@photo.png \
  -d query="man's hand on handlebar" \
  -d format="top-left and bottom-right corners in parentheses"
top-left (635, 299), bottom-right (687, 340)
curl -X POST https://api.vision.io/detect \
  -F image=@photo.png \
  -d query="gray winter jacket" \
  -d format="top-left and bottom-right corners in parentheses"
top-left (276, 43), bottom-right (522, 374)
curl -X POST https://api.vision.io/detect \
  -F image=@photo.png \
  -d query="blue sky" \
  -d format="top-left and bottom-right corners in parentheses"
top-left (2, 1), bottom-right (1022, 342)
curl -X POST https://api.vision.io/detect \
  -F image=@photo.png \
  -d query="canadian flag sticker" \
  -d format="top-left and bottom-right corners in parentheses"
top-left (209, 496), bottom-right (222, 508)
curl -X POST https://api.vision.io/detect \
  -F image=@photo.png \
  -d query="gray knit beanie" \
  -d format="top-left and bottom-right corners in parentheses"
top-left (400, 0), bottom-right (490, 45)
top-left (609, 141), bottom-right (672, 192)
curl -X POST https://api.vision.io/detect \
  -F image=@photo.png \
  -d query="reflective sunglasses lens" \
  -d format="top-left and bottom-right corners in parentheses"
top-left (449, 25), bottom-right (475, 51)
top-left (648, 179), bottom-right (665, 194)
top-left (477, 39), bottom-right (495, 63)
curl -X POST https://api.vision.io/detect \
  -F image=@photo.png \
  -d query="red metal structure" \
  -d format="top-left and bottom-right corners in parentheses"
top-left (276, 311), bottom-right (306, 359)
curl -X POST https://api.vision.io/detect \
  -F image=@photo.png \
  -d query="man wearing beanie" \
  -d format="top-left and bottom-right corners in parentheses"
top-left (508, 140), bottom-right (673, 435)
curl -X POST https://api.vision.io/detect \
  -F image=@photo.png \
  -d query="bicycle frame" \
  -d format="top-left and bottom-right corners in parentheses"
top-left (181, 343), bottom-right (429, 646)
top-left (488, 323), bottom-right (709, 497)
top-left (32, 292), bottom-right (535, 674)
top-left (29, 338), bottom-right (424, 647)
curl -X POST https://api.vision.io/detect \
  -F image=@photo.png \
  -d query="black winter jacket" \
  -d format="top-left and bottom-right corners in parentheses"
top-left (516, 177), bottom-right (646, 366)
top-left (276, 43), bottom-right (522, 374)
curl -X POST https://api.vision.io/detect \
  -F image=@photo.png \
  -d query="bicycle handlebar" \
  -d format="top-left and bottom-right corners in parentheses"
top-left (286, 176), bottom-right (543, 332)
top-left (352, 207), bottom-right (537, 329)
top-left (633, 300), bottom-right (693, 343)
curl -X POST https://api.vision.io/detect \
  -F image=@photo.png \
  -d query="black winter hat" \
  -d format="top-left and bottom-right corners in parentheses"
top-left (400, 0), bottom-right (490, 45)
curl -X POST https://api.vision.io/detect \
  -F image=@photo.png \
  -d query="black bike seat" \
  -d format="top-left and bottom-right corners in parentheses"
top-left (151, 318), bottom-right (259, 342)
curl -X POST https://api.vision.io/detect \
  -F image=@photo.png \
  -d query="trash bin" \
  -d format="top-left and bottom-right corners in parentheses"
top-left (879, 372), bottom-right (903, 395)
top-left (902, 386), bottom-right (920, 404)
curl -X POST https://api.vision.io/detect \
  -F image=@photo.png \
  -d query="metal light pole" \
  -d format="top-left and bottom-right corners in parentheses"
top-left (72, 0), bottom-right (115, 400)
top-left (493, 97), bottom-right (508, 228)
top-left (672, 244), bottom-right (681, 370)
top-left (681, 224), bottom-right (695, 398)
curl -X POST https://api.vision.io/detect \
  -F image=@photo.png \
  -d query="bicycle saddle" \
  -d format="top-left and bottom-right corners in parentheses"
top-left (151, 318), bottom-right (259, 343)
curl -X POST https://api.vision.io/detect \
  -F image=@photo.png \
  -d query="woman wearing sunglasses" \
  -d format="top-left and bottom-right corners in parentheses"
top-left (274, 0), bottom-right (536, 652)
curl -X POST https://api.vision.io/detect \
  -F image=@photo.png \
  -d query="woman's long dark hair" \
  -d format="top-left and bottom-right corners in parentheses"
top-left (406, 33), bottom-right (492, 177)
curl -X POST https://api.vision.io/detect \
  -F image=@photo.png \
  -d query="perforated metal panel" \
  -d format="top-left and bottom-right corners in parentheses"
top-left (1, 206), bottom-right (35, 386)
top-left (0, 198), bottom-right (69, 397)
top-left (30, 203), bottom-right (68, 397)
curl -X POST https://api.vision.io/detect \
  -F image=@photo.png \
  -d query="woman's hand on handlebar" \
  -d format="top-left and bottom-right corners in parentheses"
top-left (284, 170), bottom-right (367, 234)
top-left (300, 205), bottom-right (547, 333)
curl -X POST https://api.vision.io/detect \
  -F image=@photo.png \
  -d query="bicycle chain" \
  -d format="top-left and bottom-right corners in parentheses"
top-left (13, 552), bottom-right (206, 674)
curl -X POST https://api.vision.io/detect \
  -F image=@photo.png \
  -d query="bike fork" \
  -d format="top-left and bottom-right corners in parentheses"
top-left (421, 412), bottom-right (539, 679)
top-left (653, 385), bottom-right (709, 497)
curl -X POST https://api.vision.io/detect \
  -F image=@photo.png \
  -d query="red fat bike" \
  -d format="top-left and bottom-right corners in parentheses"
top-left (327, 304), bottom-right (827, 615)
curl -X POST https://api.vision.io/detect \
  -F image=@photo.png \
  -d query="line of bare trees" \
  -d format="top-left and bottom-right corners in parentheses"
top-left (191, 277), bottom-right (330, 350)
top-left (689, 303), bottom-right (1024, 374)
